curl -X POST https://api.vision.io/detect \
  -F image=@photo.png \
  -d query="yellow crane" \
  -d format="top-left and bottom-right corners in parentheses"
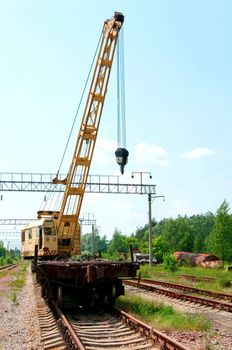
top-left (22, 12), bottom-right (127, 259)
top-left (28, 12), bottom-right (127, 255)
top-left (21, 13), bottom-right (139, 306)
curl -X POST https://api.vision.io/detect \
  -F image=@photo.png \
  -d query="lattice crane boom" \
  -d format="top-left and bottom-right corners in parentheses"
top-left (49, 12), bottom-right (124, 254)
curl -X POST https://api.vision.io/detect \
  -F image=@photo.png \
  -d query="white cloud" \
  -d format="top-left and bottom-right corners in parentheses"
top-left (94, 137), bottom-right (117, 164)
top-left (134, 142), bottom-right (169, 166)
top-left (169, 197), bottom-right (194, 217)
top-left (179, 147), bottom-right (215, 160)
top-left (81, 194), bottom-right (146, 238)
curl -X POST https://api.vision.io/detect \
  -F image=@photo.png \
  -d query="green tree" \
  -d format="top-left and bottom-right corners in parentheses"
top-left (107, 228), bottom-right (129, 257)
top-left (132, 212), bottom-right (218, 255)
top-left (139, 235), bottom-right (170, 263)
top-left (190, 213), bottom-right (215, 252)
top-left (96, 234), bottom-right (108, 253)
top-left (159, 216), bottom-right (194, 252)
top-left (81, 232), bottom-right (108, 255)
top-left (134, 219), bottom-right (156, 244)
top-left (206, 200), bottom-right (232, 262)
top-left (81, 233), bottom-right (92, 253)
top-left (0, 241), bottom-right (7, 258)
top-left (163, 252), bottom-right (177, 272)
top-left (152, 235), bottom-right (171, 263)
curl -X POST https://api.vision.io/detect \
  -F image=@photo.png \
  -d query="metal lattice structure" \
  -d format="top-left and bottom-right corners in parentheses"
top-left (0, 219), bottom-right (34, 225)
top-left (0, 172), bottom-right (156, 195)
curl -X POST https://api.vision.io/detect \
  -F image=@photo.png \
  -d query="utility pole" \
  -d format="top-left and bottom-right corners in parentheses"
top-left (91, 224), bottom-right (95, 258)
top-left (148, 193), bottom-right (165, 266)
top-left (91, 225), bottom-right (101, 258)
top-left (82, 213), bottom-right (95, 257)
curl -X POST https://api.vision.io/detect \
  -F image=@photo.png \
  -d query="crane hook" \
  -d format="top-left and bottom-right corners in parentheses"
top-left (115, 147), bottom-right (129, 174)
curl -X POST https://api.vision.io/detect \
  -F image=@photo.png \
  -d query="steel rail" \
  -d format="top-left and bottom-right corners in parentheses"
top-left (41, 295), bottom-right (192, 350)
top-left (33, 277), bottom-right (192, 350)
top-left (51, 300), bottom-right (85, 350)
top-left (137, 277), bottom-right (232, 302)
top-left (124, 280), bottom-right (232, 312)
top-left (0, 264), bottom-right (17, 272)
top-left (112, 306), bottom-right (190, 350)
top-left (179, 273), bottom-right (232, 286)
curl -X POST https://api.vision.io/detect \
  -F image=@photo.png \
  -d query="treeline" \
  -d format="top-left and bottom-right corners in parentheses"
top-left (82, 200), bottom-right (232, 263)
top-left (0, 242), bottom-right (20, 265)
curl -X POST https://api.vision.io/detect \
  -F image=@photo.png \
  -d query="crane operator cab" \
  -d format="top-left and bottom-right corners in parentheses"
top-left (21, 210), bottom-right (81, 259)
top-left (21, 216), bottom-right (58, 259)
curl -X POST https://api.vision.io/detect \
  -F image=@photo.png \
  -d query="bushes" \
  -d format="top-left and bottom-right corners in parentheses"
top-left (163, 253), bottom-right (178, 272)
top-left (0, 254), bottom-right (20, 266)
top-left (0, 242), bottom-right (20, 266)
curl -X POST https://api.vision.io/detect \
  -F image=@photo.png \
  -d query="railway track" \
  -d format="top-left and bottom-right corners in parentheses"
top-left (33, 279), bottom-right (190, 350)
top-left (124, 278), bottom-right (232, 312)
top-left (34, 282), bottom-right (66, 349)
top-left (63, 307), bottom-right (191, 350)
top-left (152, 272), bottom-right (232, 285)
top-left (0, 264), bottom-right (17, 272)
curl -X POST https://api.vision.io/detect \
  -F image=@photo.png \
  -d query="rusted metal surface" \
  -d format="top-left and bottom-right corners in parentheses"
top-left (0, 264), bottom-right (17, 272)
top-left (113, 307), bottom-right (190, 350)
top-left (180, 273), bottom-right (232, 286)
top-left (34, 277), bottom-right (191, 350)
top-left (36, 260), bottom-right (139, 281)
top-left (152, 272), bottom-right (232, 286)
top-left (136, 277), bottom-right (232, 302)
top-left (34, 282), bottom-right (66, 349)
top-left (64, 306), bottom-right (191, 350)
top-left (173, 251), bottom-right (222, 268)
top-left (35, 259), bottom-right (139, 307)
top-left (52, 301), bottom-right (85, 350)
top-left (67, 310), bottom-right (157, 349)
top-left (124, 279), bottom-right (232, 312)
top-left (179, 274), bottom-right (217, 282)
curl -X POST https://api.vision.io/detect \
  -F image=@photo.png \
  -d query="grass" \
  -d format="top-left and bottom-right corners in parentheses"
top-left (0, 270), bottom-right (8, 278)
top-left (11, 291), bottom-right (18, 305)
top-left (116, 294), bottom-right (211, 332)
top-left (10, 262), bottom-right (28, 287)
top-left (7, 261), bottom-right (29, 304)
top-left (9, 277), bottom-right (26, 288)
top-left (138, 264), bottom-right (232, 293)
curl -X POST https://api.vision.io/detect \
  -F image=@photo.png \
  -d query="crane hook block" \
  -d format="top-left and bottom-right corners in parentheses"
top-left (115, 148), bottom-right (129, 175)
top-left (114, 12), bottom-right (124, 24)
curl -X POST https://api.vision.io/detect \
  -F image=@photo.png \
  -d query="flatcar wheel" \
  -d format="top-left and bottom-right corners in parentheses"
top-left (56, 286), bottom-right (63, 308)
top-left (31, 261), bottom-right (36, 273)
top-left (105, 284), bottom-right (116, 305)
top-left (41, 284), bottom-right (48, 298)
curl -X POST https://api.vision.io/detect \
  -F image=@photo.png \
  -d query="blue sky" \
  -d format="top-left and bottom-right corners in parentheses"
top-left (0, 0), bottom-right (232, 241)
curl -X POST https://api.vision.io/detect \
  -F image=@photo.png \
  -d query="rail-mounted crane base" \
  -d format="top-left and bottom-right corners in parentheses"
top-left (34, 260), bottom-right (139, 307)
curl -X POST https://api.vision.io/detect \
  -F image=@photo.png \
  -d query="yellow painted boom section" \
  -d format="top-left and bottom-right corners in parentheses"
top-left (55, 13), bottom-right (124, 254)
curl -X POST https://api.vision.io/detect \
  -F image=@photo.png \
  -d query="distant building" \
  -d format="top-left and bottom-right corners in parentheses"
top-left (133, 252), bottom-right (157, 264)
top-left (173, 251), bottom-right (223, 268)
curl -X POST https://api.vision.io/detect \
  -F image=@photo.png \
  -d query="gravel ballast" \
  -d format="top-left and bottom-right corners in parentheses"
top-left (1, 265), bottom-right (232, 350)
top-left (0, 266), bottom-right (43, 350)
